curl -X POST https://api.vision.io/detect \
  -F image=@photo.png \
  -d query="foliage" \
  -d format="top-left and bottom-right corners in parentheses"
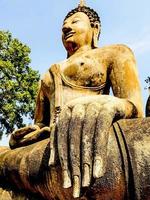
top-left (0, 31), bottom-right (40, 138)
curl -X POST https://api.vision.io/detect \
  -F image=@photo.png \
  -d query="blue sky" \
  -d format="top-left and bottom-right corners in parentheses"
top-left (0, 0), bottom-right (150, 145)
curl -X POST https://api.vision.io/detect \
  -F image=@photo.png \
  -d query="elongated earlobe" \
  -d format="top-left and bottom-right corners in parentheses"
top-left (92, 23), bottom-right (100, 48)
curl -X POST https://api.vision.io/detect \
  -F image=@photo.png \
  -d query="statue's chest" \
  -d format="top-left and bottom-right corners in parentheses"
top-left (60, 56), bottom-right (107, 88)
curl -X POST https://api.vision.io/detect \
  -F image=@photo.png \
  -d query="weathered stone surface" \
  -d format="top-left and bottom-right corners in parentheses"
top-left (0, 117), bottom-right (150, 200)
top-left (8, 7), bottom-right (144, 198)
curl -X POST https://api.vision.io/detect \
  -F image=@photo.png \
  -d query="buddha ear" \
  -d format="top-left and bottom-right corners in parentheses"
top-left (92, 23), bottom-right (100, 48)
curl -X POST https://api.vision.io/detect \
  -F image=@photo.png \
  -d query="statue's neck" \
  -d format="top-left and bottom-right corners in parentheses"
top-left (67, 44), bottom-right (92, 57)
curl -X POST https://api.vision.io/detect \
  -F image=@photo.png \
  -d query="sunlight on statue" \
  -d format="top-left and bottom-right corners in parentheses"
top-left (9, 0), bottom-right (143, 198)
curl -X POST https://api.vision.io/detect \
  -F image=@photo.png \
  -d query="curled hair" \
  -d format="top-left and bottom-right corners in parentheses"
top-left (64, 6), bottom-right (101, 38)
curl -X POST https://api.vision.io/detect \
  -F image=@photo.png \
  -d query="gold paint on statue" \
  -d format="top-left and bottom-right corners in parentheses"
top-left (9, 1), bottom-right (143, 198)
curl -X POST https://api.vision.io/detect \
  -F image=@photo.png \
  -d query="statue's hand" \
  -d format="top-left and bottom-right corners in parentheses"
top-left (9, 125), bottom-right (50, 149)
top-left (49, 95), bottom-right (135, 198)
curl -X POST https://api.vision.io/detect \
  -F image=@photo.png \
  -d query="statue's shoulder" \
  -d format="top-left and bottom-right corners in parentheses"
top-left (41, 70), bottom-right (54, 88)
top-left (97, 44), bottom-right (134, 56)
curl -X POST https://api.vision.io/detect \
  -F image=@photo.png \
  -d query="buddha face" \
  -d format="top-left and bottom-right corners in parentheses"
top-left (62, 12), bottom-right (94, 53)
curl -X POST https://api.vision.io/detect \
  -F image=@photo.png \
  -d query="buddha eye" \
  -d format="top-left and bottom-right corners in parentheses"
top-left (72, 19), bottom-right (80, 24)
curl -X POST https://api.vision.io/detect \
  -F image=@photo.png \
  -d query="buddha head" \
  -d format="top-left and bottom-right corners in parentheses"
top-left (62, 1), bottom-right (101, 56)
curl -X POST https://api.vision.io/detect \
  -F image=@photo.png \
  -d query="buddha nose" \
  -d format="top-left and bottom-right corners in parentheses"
top-left (62, 26), bottom-right (72, 35)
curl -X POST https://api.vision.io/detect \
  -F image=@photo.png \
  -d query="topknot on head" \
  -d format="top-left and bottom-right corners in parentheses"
top-left (78, 0), bottom-right (86, 7)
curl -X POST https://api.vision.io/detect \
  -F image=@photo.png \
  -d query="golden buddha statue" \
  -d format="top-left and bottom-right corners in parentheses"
top-left (9, 0), bottom-right (143, 198)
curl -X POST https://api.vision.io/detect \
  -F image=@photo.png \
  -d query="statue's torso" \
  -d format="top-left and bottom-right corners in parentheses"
top-left (58, 48), bottom-right (111, 105)
top-left (60, 50), bottom-right (107, 89)
top-left (41, 45), bottom-right (130, 117)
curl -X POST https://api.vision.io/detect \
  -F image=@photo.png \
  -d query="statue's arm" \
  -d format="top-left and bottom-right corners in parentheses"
top-left (9, 72), bottom-right (53, 148)
top-left (34, 80), bottom-right (50, 128)
top-left (109, 45), bottom-right (143, 118)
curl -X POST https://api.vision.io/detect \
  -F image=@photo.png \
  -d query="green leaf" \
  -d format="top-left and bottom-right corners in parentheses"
top-left (0, 30), bottom-right (40, 136)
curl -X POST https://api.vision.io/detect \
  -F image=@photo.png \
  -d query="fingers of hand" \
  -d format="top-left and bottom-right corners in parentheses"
top-left (40, 126), bottom-right (50, 132)
top-left (69, 104), bottom-right (85, 198)
top-left (82, 102), bottom-right (101, 187)
top-left (10, 126), bottom-right (38, 148)
top-left (93, 107), bottom-right (115, 178)
top-left (12, 126), bottom-right (37, 140)
top-left (24, 126), bottom-right (50, 139)
top-left (9, 134), bottom-right (18, 149)
top-left (10, 127), bottom-right (50, 149)
top-left (57, 106), bottom-right (72, 188)
top-left (57, 100), bottom-right (117, 198)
